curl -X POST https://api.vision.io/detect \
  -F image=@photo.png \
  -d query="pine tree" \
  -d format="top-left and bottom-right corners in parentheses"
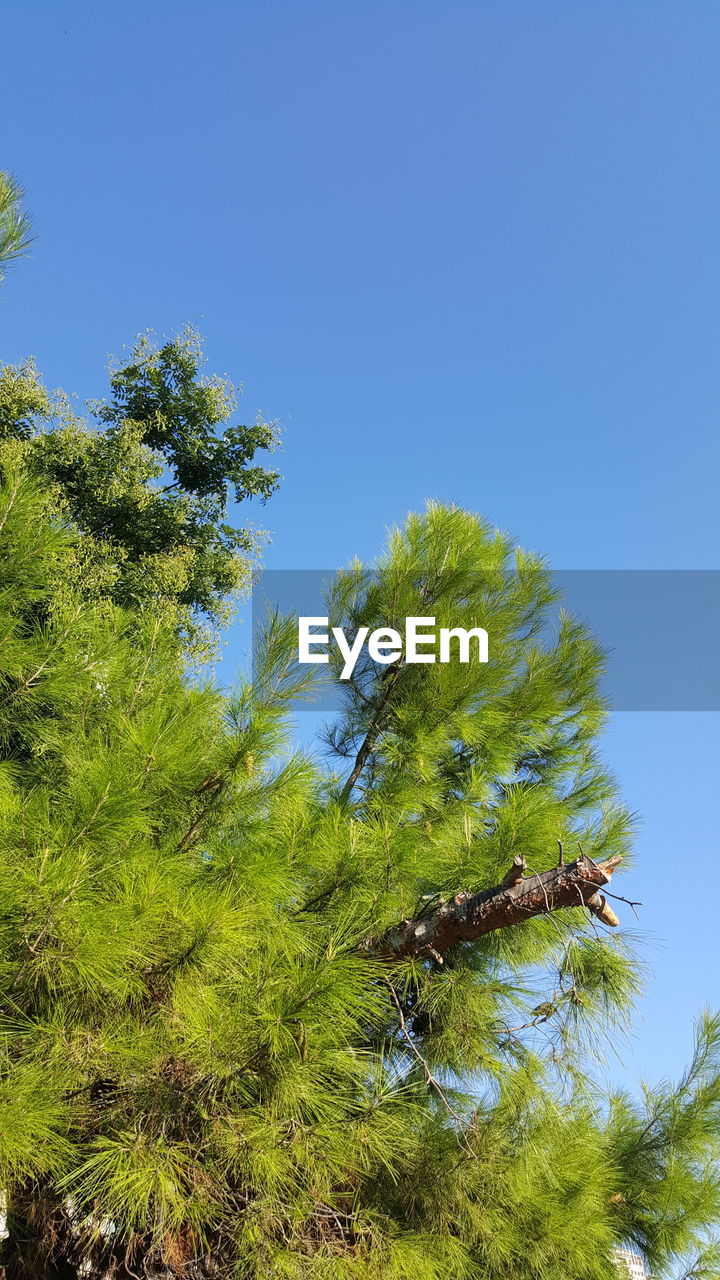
top-left (0, 172), bottom-right (34, 281)
top-left (0, 477), bottom-right (718, 1279)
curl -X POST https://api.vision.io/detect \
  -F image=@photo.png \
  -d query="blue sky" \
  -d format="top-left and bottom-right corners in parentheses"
top-left (2, 1), bottom-right (718, 1089)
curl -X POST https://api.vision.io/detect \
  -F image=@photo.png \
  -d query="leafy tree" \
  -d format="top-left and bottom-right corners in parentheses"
top-left (0, 477), bottom-right (717, 1280)
top-left (0, 172), bottom-right (34, 280)
top-left (0, 331), bottom-right (281, 648)
top-left (1, 171), bottom-right (278, 632)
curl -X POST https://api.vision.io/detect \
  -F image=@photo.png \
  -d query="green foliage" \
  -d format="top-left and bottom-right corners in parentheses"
top-left (0, 482), bottom-right (717, 1278)
top-left (0, 171), bottom-right (34, 280)
top-left (608, 1013), bottom-right (720, 1273)
top-left (0, 329), bottom-right (281, 648)
top-left (673, 1239), bottom-right (720, 1280)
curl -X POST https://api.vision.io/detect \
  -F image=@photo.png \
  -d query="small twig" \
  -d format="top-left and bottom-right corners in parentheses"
top-left (577, 875), bottom-right (643, 920)
top-left (500, 1012), bottom-right (554, 1034)
top-left (341, 660), bottom-right (403, 800)
top-left (292, 880), bottom-right (347, 916)
top-left (385, 979), bottom-right (473, 1153)
top-left (598, 888), bottom-right (643, 920)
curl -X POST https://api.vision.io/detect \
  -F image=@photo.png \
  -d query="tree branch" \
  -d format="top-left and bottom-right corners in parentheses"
top-left (384, 979), bottom-right (466, 1127)
top-left (340, 660), bottom-right (403, 800)
top-left (366, 852), bottom-right (623, 962)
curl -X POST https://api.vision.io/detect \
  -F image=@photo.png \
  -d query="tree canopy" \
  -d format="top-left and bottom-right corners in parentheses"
top-left (0, 473), bottom-right (717, 1279)
top-left (1, 168), bottom-right (717, 1279)
top-left (0, 330), bottom-right (280, 647)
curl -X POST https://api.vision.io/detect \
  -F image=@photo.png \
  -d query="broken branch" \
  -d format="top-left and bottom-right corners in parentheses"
top-left (368, 851), bottom-right (624, 963)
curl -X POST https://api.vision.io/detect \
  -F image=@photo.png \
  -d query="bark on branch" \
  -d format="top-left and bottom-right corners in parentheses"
top-left (368, 852), bottom-right (623, 963)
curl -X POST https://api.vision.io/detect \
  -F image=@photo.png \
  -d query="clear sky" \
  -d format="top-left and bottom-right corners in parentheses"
top-left (2, 1), bottom-right (718, 1090)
